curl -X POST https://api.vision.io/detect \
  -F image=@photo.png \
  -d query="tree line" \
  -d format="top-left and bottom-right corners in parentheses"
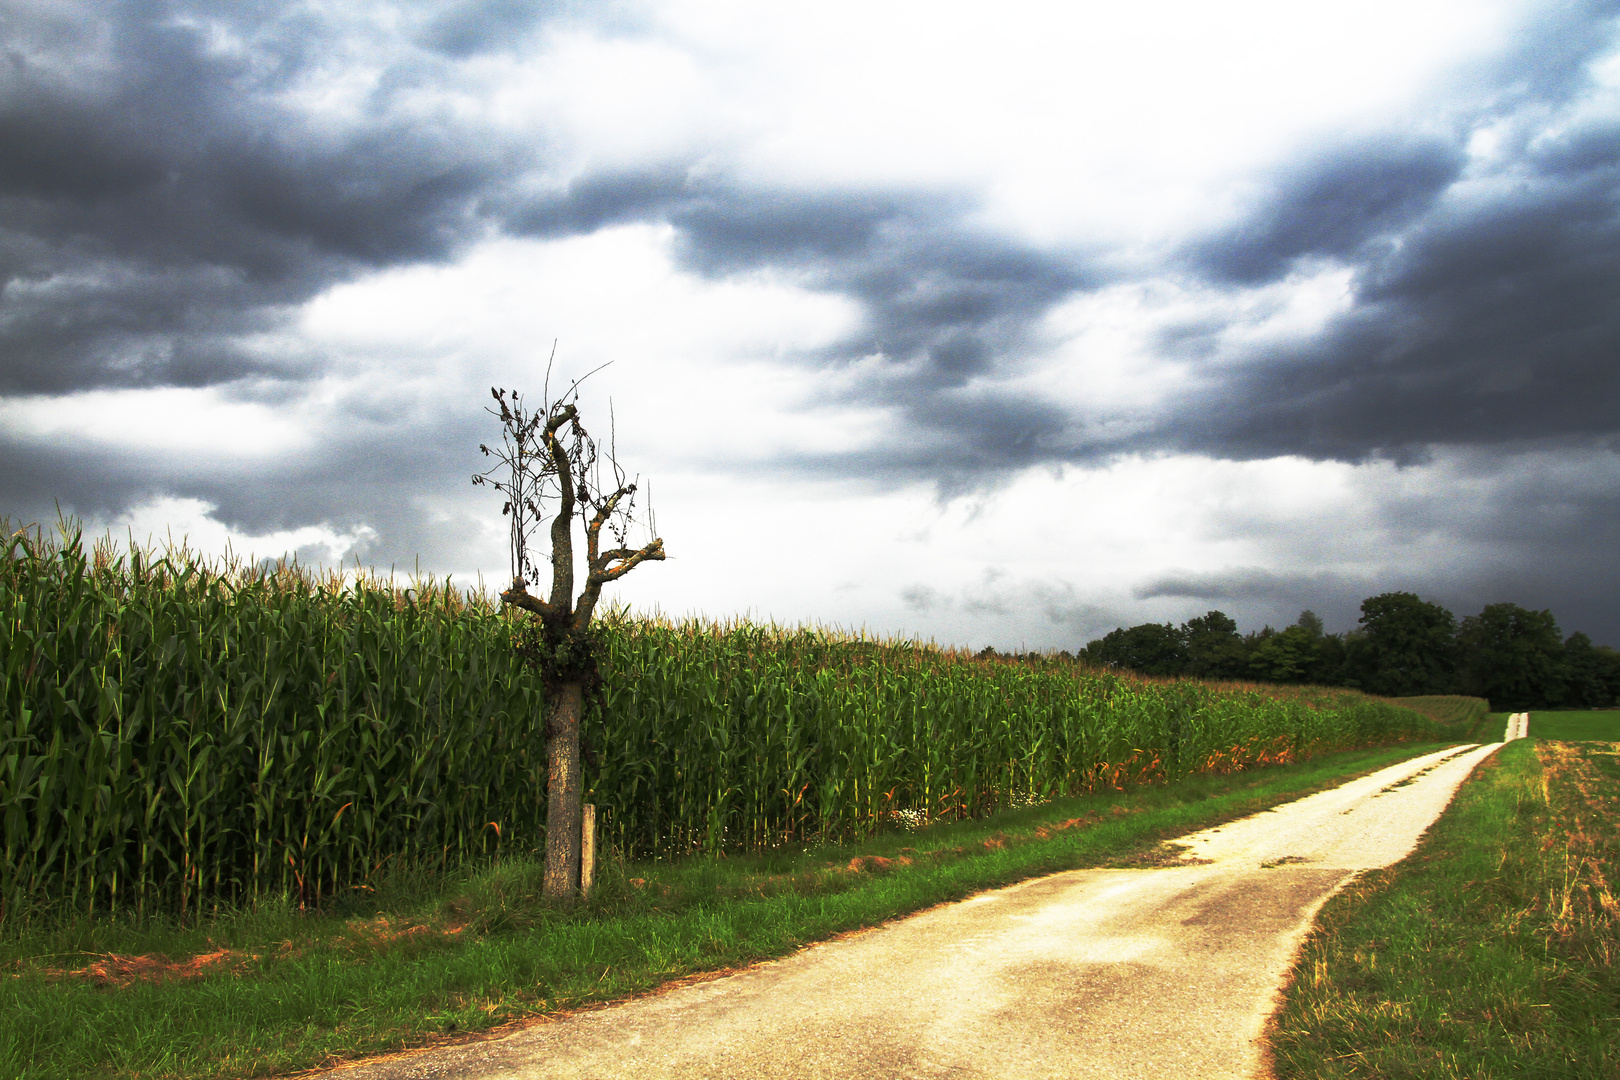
top-left (1077, 593), bottom-right (1620, 711)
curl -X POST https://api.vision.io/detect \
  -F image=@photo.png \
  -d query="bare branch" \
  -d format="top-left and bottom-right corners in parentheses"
top-left (583, 483), bottom-right (633, 567)
top-left (474, 358), bottom-right (664, 631)
top-left (500, 578), bottom-right (559, 619)
top-left (590, 539), bottom-right (665, 583)
top-left (576, 538), bottom-right (665, 628)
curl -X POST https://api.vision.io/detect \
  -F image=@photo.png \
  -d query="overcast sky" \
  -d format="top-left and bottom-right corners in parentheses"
top-left (4, 0), bottom-right (1619, 649)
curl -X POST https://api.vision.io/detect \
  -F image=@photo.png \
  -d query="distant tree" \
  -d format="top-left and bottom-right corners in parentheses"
top-left (1457, 603), bottom-right (1566, 711)
top-left (1561, 632), bottom-right (1620, 708)
top-left (1249, 625), bottom-right (1314, 683)
top-left (474, 378), bottom-right (665, 901)
top-left (1294, 609), bottom-right (1353, 685)
top-left (1083, 596), bottom-right (1611, 701)
top-left (1309, 630), bottom-right (1349, 686)
top-left (1082, 622), bottom-right (1188, 676)
top-left (1345, 592), bottom-right (1458, 696)
top-left (1248, 611), bottom-right (1338, 685)
top-left (1181, 610), bottom-right (1250, 679)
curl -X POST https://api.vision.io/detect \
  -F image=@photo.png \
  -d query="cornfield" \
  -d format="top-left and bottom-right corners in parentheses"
top-left (1, 524), bottom-right (1444, 922)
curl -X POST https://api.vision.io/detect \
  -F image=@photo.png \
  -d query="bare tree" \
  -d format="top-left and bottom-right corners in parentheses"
top-left (473, 369), bottom-right (665, 900)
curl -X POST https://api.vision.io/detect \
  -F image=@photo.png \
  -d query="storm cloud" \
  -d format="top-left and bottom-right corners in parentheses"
top-left (10, 2), bottom-right (1616, 465)
top-left (3, 0), bottom-right (1619, 647)
top-left (1186, 136), bottom-right (1468, 287)
top-left (0, 3), bottom-right (526, 394)
top-left (1162, 119), bottom-right (1620, 461)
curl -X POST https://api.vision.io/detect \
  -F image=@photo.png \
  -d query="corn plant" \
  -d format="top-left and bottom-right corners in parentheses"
top-left (586, 616), bottom-right (1443, 860)
top-left (1, 521), bottom-right (1444, 922)
top-left (1, 524), bottom-right (546, 923)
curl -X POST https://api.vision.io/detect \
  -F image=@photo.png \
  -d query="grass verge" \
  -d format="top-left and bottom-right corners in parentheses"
top-left (1269, 738), bottom-right (1620, 1079)
top-left (1, 740), bottom-right (1460, 1080)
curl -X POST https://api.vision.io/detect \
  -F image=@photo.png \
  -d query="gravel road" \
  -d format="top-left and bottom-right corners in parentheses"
top-left (319, 736), bottom-right (1513, 1080)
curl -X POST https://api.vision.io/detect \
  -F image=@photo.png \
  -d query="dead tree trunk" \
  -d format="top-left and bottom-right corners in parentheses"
top-left (475, 374), bottom-right (664, 902)
top-left (543, 681), bottom-right (585, 896)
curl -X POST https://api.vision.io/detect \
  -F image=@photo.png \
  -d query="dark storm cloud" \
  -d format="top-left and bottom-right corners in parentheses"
top-left (1375, 446), bottom-right (1620, 644)
top-left (813, 226), bottom-right (1090, 383)
top-left (505, 3), bottom-right (1620, 487)
top-left (659, 185), bottom-right (1093, 392)
top-left (1473, 0), bottom-right (1620, 104)
top-left (0, 436), bottom-right (165, 525)
top-left (8, 0), bottom-right (1620, 593)
top-left (0, 3), bottom-right (523, 394)
top-left (418, 0), bottom-right (645, 57)
top-left (1162, 130), bottom-right (1620, 461)
top-left (0, 389), bottom-right (497, 574)
top-left (1186, 135), bottom-right (1467, 285)
top-left (1135, 567), bottom-right (1365, 604)
top-left (755, 389), bottom-right (1079, 495)
top-left (513, 170), bottom-right (1086, 383)
top-left (0, 0), bottom-right (1101, 554)
top-left (1126, 446), bottom-right (1620, 644)
top-left (508, 165), bottom-right (695, 236)
top-left (418, 0), bottom-right (560, 57)
top-left (1154, 0), bottom-right (1620, 465)
top-left (3, 0), bottom-right (1090, 451)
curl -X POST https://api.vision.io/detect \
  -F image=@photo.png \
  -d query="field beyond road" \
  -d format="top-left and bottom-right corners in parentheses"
top-left (1528, 709), bottom-right (1620, 741)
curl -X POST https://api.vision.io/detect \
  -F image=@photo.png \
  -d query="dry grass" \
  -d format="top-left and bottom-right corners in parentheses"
top-left (1535, 741), bottom-right (1620, 956)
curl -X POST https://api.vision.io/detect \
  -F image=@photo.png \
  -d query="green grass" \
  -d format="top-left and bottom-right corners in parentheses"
top-left (0, 741), bottom-right (1459, 1080)
top-left (1270, 738), bottom-right (1620, 1079)
top-left (1529, 710), bottom-right (1620, 741)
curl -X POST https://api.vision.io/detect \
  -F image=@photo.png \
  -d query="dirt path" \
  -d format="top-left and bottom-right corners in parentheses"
top-left (321, 740), bottom-right (1510, 1080)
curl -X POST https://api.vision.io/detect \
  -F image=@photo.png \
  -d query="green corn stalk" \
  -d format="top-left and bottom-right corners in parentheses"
top-left (0, 520), bottom-right (1447, 922)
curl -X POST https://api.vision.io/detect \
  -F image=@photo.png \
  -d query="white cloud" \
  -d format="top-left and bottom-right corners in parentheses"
top-left (84, 495), bottom-right (378, 569)
top-left (583, 452), bottom-right (1402, 647)
top-left (0, 387), bottom-right (314, 458)
top-left (300, 226), bottom-right (867, 468)
top-left (588, 442), bottom-right (1620, 649)
top-left (629, 0), bottom-right (1521, 242)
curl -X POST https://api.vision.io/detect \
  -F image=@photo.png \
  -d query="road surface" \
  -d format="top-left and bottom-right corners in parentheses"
top-left (321, 734), bottom-right (1516, 1080)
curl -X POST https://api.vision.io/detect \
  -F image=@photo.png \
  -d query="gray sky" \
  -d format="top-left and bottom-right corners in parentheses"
top-left (4, 0), bottom-right (1619, 648)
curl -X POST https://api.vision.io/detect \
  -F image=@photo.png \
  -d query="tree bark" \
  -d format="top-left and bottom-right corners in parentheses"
top-left (543, 680), bottom-right (585, 901)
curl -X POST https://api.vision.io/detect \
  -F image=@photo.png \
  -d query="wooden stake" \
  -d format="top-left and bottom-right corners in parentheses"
top-left (580, 804), bottom-right (597, 898)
